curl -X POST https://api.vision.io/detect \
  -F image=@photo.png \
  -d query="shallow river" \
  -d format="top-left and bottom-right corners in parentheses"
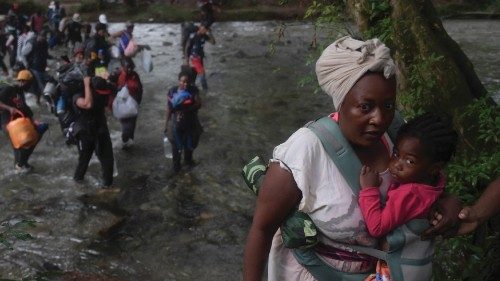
top-left (0, 20), bottom-right (499, 280)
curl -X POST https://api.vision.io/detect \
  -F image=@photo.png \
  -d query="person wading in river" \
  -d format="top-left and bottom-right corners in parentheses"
top-left (165, 71), bottom-right (202, 173)
top-left (0, 70), bottom-right (47, 174)
top-left (115, 57), bottom-right (143, 148)
top-left (184, 24), bottom-right (215, 91)
top-left (72, 72), bottom-right (115, 188)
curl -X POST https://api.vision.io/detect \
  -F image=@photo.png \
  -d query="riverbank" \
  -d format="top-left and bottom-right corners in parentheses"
top-left (75, 1), bottom-right (500, 23)
top-left (6, 0), bottom-right (500, 24)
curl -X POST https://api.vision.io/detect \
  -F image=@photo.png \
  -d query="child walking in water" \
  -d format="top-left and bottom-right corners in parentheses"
top-left (359, 113), bottom-right (458, 281)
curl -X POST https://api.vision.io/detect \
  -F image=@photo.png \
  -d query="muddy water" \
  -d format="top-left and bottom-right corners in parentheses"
top-left (0, 20), bottom-right (498, 280)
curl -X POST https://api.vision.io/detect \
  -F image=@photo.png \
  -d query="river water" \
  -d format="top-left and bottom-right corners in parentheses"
top-left (0, 20), bottom-right (498, 280)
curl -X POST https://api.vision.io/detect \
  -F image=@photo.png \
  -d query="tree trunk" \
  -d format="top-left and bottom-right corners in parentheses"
top-left (346, 0), bottom-right (489, 117)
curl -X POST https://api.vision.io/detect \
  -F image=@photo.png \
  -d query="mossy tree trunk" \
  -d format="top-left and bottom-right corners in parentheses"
top-left (346, 0), bottom-right (489, 120)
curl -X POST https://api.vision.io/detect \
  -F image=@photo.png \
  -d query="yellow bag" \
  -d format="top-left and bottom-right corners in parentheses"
top-left (6, 113), bottom-right (38, 149)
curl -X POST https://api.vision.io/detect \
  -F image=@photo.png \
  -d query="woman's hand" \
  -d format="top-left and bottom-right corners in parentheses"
top-left (360, 165), bottom-right (380, 189)
top-left (9, 107), bottom-right (22, 116)
top-left (421, 193), bottom-right (462, 240)
top-left (456, 206), bottom-right (484, 235)
top-left (456, 178), bottom-right (500, 235)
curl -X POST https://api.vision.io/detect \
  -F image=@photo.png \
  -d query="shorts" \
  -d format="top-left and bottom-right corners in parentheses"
top-left (189, 56), bottom-right (205, 74)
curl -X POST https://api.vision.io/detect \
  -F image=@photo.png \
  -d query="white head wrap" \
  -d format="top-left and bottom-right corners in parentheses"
top-left (315, 36), bottom-right (396, 110)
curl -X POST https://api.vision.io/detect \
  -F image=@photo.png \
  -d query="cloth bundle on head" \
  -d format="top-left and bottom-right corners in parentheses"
top-left (315, 36), bottom-right (396, 110)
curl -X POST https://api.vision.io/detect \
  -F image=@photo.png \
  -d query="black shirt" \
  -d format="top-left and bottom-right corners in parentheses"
top-left (0, 85), bottom-right (32, 127)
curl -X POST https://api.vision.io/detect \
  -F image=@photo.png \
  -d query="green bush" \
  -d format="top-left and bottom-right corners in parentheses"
top-left (78, 0), bottom-right (101, 13)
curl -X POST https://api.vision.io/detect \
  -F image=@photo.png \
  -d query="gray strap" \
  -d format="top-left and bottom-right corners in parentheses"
top-left (306, 116), bottom-right (362, 194)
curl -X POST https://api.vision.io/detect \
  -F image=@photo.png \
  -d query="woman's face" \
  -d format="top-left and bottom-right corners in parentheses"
top-left (339, 72), bottom-right (396, 147)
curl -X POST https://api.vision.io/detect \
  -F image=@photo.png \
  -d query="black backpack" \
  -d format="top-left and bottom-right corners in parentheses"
top-left (58, 63), bottom-right (84, 93)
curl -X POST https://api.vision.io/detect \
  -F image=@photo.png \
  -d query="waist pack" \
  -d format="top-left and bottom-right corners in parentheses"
top-left (242, 113), bottom-right (435, 281)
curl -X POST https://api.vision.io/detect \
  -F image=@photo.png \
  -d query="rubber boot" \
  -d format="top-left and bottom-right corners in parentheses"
top-left (184, 149), bottom-right (195, 167)
top-left (172, 148), bottom-right (181, 173)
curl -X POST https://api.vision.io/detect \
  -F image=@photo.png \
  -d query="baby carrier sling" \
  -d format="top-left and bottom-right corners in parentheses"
top-left (242, 112), bottom-right (435, 281)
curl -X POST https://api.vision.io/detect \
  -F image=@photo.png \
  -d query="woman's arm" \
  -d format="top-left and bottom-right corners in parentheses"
top-left (457, 177), bottom-right (500, 235)
top-left (75, 76), bottom-right (93, 109)
top-left (243, 163), bottom-right (302, 281)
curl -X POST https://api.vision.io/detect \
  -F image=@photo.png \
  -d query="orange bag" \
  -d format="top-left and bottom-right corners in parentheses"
top-left (6, 113), bottom-right (38, 149)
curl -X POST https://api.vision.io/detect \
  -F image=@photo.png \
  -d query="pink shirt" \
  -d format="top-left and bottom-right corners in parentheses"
top-left (359, 174), bottom-right (445, 238)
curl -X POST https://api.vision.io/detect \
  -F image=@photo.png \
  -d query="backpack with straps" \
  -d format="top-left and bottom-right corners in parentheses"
top-left (242, 112), bottom-right (435, 281)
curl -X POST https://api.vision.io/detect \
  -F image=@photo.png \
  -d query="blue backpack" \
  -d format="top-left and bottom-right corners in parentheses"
top-left (242, 113), bottom-right (435, 281)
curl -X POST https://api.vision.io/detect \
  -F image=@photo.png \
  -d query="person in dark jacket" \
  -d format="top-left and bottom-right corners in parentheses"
top-left (0, 70), bottom-right (47, 173)
top-left (85, 23), bottom-right (110, 68)
top-left (64, 13), bottom-right (83, 53)
top-left (29, 34), bottom-right (50, 102)
top-left (73, 74), bottom-right (115, 187)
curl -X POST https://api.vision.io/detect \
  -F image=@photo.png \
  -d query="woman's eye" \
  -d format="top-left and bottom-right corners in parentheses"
top-left (360, 103), bottom-right (371, 111)
top-left (405, 159), bottom-right (415, 165)
top-left (385, 102), bottom-right (394, 110)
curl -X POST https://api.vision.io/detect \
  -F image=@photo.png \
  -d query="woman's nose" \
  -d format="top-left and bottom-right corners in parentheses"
top-left (369, 108), bottom-right (383, 126)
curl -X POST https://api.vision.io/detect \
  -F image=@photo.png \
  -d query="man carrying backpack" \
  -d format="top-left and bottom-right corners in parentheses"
top-left (72, 74), bottom-right (115, 188)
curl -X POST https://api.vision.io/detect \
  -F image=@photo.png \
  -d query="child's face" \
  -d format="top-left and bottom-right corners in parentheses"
top-left (388, 137), bottom-right (436, 184)
top-left (178, 75), bottom-right (189, 90)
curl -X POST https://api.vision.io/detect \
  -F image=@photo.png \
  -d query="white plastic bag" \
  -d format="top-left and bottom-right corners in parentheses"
top-left (142, 49), bottom-right (153, 73)
top-left (110, 45), bottom-right (121, 59)
top-left (112, 86), bottom-right (139, 119)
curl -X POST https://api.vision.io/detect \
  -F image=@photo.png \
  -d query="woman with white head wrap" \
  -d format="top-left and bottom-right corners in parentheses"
top-left (244, 36), bottom-right (462, 280)
top-left (243, 36), bottom-right (398, 281)
top-left (316, 36), bottom-right (396, 111)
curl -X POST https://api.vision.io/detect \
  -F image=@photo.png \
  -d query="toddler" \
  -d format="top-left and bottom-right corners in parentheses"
top-left (359, 113), bottom-right (458, 281)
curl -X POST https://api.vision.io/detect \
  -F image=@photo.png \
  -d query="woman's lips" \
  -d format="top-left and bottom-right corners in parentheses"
top-left (364, 131), bottom-right (382, 140)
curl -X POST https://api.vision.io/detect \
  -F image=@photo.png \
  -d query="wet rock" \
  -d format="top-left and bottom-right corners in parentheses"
top-left (43, 261), bottom-right (61, 271)
top-left (234, 50), bottom-right (248, 59)
top-left (198, 211), bottom-right (214, 221)
top-left (272, 100), bottom-right (288, 107)
top-left (78, 189), bottom-right (127, 216)
top-left (61, 272), bottom-right (123, 281)
top-left (259, 40), bottom-right (268, 46)
top-left (219, 57), bottom-right (226, 63)
top-left (287, 40), bottom-right (292, 44)
top-left (169, 32), bottom-right (176, 36)
top-left (162, 41), bottom-right (173, 46)
top-left (232, 33), bottom-right (238, 38)
top-left (98, 217), bottom-right (126, 239)
top-left (275, 41), bottom-right (285, 46)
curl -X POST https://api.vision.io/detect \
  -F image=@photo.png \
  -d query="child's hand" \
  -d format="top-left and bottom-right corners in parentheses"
top-left (360, 165), bottom-right (380, 189)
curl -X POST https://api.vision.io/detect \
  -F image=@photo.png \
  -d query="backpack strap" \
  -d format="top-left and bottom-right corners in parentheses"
top-left (305, 113), bottom-right (405, 195)
top-left (305, 116), bottom-right (362, 194)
